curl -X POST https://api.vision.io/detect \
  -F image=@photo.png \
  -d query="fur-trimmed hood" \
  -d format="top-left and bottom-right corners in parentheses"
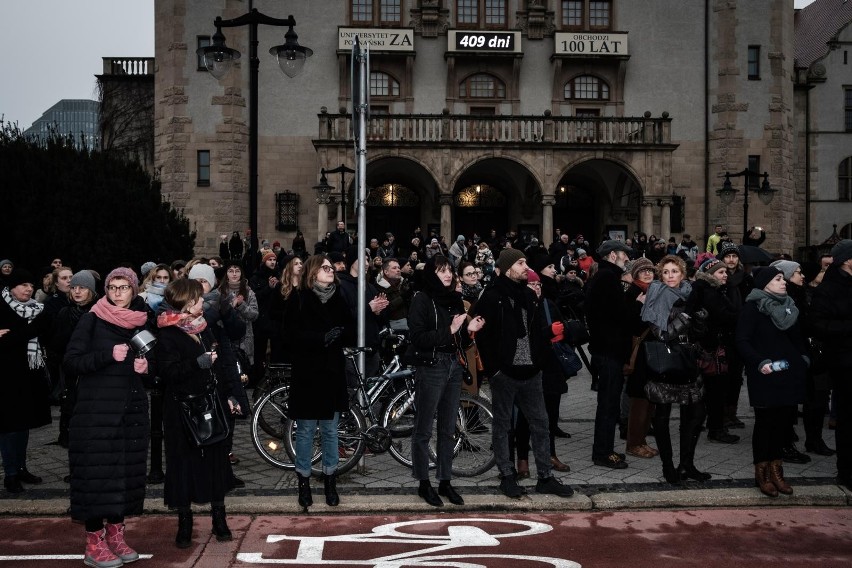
top-left (694, 270), bottom-right (722, 288)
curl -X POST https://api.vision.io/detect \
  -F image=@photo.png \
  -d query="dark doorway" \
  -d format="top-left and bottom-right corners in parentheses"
top-left (453, 184), bottom-right (508, 240)
top-left (365, 184), bottom-right (420, 246)
top-left (553, 185), bottom-right (596, 241)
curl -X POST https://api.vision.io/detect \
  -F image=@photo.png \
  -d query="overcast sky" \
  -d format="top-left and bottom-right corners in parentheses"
top-left (0, 0), bottom-right (817, 131)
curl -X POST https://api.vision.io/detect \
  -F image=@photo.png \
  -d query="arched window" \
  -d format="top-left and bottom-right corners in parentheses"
top-left (564, 75), bottom-right (609, 100)
top-left (460, 73), bottom-right (506, 99)
top-left (370, 71), bottom-right (400, 97)
top-left (839, 157), bottom-right (852, 201)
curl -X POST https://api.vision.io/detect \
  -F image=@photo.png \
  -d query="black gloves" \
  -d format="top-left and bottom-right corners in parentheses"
top-left (323, 327), bottom-right (344, 347)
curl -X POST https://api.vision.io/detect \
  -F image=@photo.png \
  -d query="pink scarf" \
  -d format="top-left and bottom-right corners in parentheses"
top-left (156, 310), bottom-right (208, 335)
top-left (90, 296), bottom-right (148, 329)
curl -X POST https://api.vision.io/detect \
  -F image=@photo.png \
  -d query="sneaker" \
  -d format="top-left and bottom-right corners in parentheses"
top-left (707, 429), bottom-right (740, 444)
top-left (535, 476), bottom-right (574, 498)
top-left (781, 445), bottom-right (811, 464)
top-left (499, 474), bottom-right (526, 498)
top-left (230, 475), bottom-right (246, 488)
top-left (593, 453), bottom-right (628, 469)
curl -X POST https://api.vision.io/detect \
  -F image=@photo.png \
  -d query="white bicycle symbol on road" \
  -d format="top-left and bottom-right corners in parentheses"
top-left (236, 517), bottom-right (581, 567)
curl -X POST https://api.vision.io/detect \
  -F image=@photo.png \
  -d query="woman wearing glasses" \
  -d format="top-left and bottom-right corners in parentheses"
top-left (64, 268), bottom-right (155, 567)
top-left (283, 255), bottom-right (354, 510)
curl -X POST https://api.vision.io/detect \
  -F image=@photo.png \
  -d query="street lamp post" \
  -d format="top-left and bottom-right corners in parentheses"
top-left (324, 164), bottom-right (356, 225)
top-left (197, 9), bottom-right (312, 258)
top-left (716, 169), bottom-right (776, 237)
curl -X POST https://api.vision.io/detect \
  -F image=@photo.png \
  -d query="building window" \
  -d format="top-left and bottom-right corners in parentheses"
top-left (565, 75), bottom-right (609, 100)
top-left (839, 157), bottom-right (852, 201)
top-left (197, 150), bottom-right (210, 186)
top-left (275, 191), bottom-right (300, 231)
top-left (748, 45), bottom-right (760, 80)
top-left (562, 1), bottom-right (611, 30)
top-left (748, 155), bottom-right (761, 189)
top-left (352, 0), bottom-right (401, 24)
top-left (460, 73), bottom-right (505, 99)
top-left (846, 88), bottom-right (852, 132)
top-left (197, 36), bottom-right (211, 71)
top-left (370, 71), bottom-right (400, 97)
top-left (457, 0), bottom-right (506, 28)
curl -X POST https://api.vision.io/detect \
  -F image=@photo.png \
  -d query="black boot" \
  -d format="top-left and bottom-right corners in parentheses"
top-left (662, 460), bottom-right (681, 485)
top-left (677, 429), bottom-right (711, 482)
top-left (297, 473), bottom-right (313, 509)
top-left (175, 509), bottom-right (193, 549)
top-left (4, 475), bottom-right (24, 494)
top-left (211, 504), bottom-right (232, 541)
top-left (324, 473), bottom-right (339, 506)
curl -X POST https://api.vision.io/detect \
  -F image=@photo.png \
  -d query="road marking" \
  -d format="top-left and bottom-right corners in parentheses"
top-left (0, 555), bottom-right (154, 561)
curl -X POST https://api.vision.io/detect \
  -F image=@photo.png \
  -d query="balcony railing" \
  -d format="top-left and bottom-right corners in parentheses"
top-left (317, 112), bottom-right (672, 146)
top-left (101, 57), bottom-right (155, 76)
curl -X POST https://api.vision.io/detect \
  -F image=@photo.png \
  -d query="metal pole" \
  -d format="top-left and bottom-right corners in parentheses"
top-left (354, 38), bottom-right (369, 375)
top-left (249, 20), bottom-right (260, 257)
top-left (742, 175), bottom-right (749, 238)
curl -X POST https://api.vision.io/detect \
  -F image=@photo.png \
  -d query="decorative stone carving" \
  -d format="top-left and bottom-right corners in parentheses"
top-left (409, 3), bottom-right (450, 38)
top-left (516, 2), bottom-right (555, 40)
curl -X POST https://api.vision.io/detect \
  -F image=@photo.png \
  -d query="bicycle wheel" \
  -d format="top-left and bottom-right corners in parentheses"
top-left (283, 405), bottom-right (368, 476)
top-left (251, 364), bottom-right (290, 406)
top-left (382, 388), bottom-right (437, 469)
top-left (451, 392), bottom-right (496, 477)
top-left (250, 385), bottom-right (295, 470)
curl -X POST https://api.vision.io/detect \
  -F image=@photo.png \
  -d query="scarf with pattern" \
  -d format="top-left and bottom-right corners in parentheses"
top-left (2, 287), bottom-right (45, 369)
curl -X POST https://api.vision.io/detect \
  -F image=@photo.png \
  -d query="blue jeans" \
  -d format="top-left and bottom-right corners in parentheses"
top-left (411, 353), bottom-right (462, 481)
top-left (294, 413), bottom-right (339, 477)
top-left (0, 430), bottom-right (29, 477)
top-left (490, 371), bottom-right (552, 479)
top-left (592, 354), bottom-right (625, 460)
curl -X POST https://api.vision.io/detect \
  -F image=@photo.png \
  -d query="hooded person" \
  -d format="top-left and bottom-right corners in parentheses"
top-left (448, 235), bottom-right (467, 268)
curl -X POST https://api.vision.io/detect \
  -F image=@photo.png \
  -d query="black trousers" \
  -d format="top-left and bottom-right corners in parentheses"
top-left (752, 406), bottom-right (797, 464)
top-left (653, 401), bottom-right (706, 467)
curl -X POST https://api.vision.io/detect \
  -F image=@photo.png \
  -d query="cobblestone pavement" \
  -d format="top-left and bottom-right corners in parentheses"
top-left (13, 364), bottom-right (841, 505)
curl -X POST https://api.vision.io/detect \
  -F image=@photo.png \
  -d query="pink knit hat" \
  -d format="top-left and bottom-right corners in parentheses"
top-left (527, 269), bottom-right (540, 283)
top-left (105, 267), bottom-right (139, 296)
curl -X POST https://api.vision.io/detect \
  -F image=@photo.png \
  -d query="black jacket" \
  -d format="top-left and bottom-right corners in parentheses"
top-left (809, 265), bottom-right (852, 371)
top-left (338, 272), bottom-right (387, 349)
top-left (584, 259), bottom-right (632, 359)
top-left (687, 271), bottom-right (739, 351)
top-left (408, 290), bottom-right (472, 355)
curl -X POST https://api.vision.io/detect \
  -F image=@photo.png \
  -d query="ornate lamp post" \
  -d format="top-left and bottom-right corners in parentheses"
top-left (716, 169), bottom-right (776, 237)
top-left (313, 170), bottom-right (334, 244)
top-left (324, 164), bottom-right (356, 224)
top-left (197, 9), bottom-right (312, 256)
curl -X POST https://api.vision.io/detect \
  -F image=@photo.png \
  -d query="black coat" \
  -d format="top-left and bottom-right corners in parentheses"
top-left (63, 298), bottom-right (152, 521)
top-left (0, 299), bottom-right (51, 433)
top-left (809, 265), bottom-right (852, 371)
top-left (157, 325), bottom-right (234, 508)
top-left (687, 272), bottom-right (739, 351)
top-left (283, 287), bottom-right (354, 420)
top-left (735, 300), bottom-right (808, 408)
top-left (584, 259), bottom-right (632, 359)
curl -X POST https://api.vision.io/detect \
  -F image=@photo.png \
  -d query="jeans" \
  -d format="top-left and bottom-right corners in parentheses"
top-left (0, 429), bottom-right (29, 477)
top-left (294, 413), bottom-right (340, 477)
top-left (490, 371), bottom-right (551, 479)
top-left (591, 354), bottom-right (625, 459)
top-left (411, 353), bottom-right (462, 481)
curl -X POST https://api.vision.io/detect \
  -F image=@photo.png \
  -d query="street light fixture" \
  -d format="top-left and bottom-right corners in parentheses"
top-left (716, 168), bottom-right (776, 236)
top-left (324, 163), bottom-right (356, 224)
top-left (197, 9), bottom-right (312, 259)
top-left (313, 170), bottom-right (333, 204)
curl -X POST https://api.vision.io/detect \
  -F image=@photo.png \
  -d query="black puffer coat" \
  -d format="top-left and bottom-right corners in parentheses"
top-left (283, 287), bottom-right (354, 420)
top-left (157, 325), bottom-right (235, 508)
top-left (63, 296), bottom-right (152, 521)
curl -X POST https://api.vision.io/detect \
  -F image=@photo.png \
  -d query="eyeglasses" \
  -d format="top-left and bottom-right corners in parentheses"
top-left (462, 271), bottom-right (476, 277)
top-left (319, 265), bottom-right (334, 273)
top-left (638, 268), bottom-right (655, 274)
top-left (106, 285), bottom-right (132, 293)
top-left (528, 282), bottom-right (541, 288)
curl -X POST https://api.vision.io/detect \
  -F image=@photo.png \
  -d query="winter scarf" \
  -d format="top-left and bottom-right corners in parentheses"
top-left (745, 289), bottom-right (799, 331)
top-left (2, 287), bottom-right (45, 369)
top-left (312, 282), bottom-right (336, 304)
top-left (641, 279), bottom-right (693, 333)
top-left (495, 274), bottom-right (532, 339)
top-left (145, 282), bottom-right (166, 311)
top-left (156, 308), bottom-right (208, 335)
top-left (461, 281), bottom-right (483, 304)
top-left (90, 296), bottom-right (148, 330)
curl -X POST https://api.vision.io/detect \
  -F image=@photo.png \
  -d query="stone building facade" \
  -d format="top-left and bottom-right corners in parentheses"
top-left (155, 0), bottom-right (803, 256)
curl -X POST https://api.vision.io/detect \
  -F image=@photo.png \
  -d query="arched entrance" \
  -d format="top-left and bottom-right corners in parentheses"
top-left (454, 184), bottom-right (508, 239)
top-left (365, 184), bottom-right (420, 240)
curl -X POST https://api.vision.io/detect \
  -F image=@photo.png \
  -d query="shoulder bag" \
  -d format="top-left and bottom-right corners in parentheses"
top-left (698, 343), bottom-right (728, 377)
top-left (543, 300), bottom-right (583, 377)
top-left (623, 328), bottom-right (651, 376)
top-left (643, 339), bottom-right (699, 385)
top-left (175, 338), bottom-right (230, 447)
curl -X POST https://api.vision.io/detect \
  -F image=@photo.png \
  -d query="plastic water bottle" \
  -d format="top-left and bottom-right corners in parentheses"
top-left (769, 360), bottom-right (790, 372)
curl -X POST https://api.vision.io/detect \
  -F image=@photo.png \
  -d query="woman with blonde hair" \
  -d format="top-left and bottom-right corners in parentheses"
top-left (139, 263), bottom-right (172, 312)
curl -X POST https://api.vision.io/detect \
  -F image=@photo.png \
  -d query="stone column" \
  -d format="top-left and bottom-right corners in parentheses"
top-left (659, 199), bottom-right (672, 241)
top-left (541, 195), bottom-right (556, 247)
top-left (439, 194), bottom-right (453, 240)
top-left (316, 202), bottom-right (329, 245)
top-left (641, 200), bottom-right (655, 236)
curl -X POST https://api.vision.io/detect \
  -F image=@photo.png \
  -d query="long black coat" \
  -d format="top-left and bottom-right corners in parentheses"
top-left (283, 287), bottom-right (354, 420)
top-left (0, 299), bottom-right (51, 433)
top-left (63, 298), bottom-right (151, 521)
top-left (157, 325), bottom-right (235, 508)
top-left (735, 300), bottom-right (808, 408)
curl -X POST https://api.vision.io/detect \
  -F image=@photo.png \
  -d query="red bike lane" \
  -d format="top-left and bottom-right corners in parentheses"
top-left (1, 508), bottom-right (850, 567)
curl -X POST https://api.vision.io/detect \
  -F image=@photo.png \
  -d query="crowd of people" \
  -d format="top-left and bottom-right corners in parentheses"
top-left (1, 223), bottom-right (851, 566)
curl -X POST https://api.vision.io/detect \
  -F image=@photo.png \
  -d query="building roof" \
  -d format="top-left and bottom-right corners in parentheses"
top-left (794, 0), bottom-right (852, 69)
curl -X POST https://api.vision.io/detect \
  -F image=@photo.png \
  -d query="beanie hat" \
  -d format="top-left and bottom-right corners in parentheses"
top-left (7, 268), bottom-right (35, 289)
top-left (188, 263), bottom-right (217, 288)
top-left (752, 266), bottom-right (782, 291)
top-left (0, 259), bottom-right (13, 270)
top-left (272, 240), bottom-right (281, 248)
top-left (497, 248), bottom-right (526, 274)
top-left (770, 259), bottom-right (801, 281)
top-left (576, 248), bottom-right (587, 257)
top-left (831, 239), bottom-right (852, 265)
top-left (630, 257), bottom-right (655, 280)
top-left (717, 241), bottom-right (740, 259)
top-left (430, 238), bottom-right (438, 245)
top-left (70, 270), bottom-right (97, 295)
top-left (526, 269), bottom-right (540, 283)
top-left (223, 258), bottom-right (243, 271)
top-left (261, 251), bottom-right (277, 265)
top-left (140, 261), bottom-right (157, 278)
top-left (700, 258), bottom-right (728, 277)
top-left (105, 267), bottom-right (139, 296)
top-left (456, 235), bottom-right (465, 242)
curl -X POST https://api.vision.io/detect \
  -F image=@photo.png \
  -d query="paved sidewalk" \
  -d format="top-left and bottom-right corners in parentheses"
top-left (4, 366), bottom-right (850, 514)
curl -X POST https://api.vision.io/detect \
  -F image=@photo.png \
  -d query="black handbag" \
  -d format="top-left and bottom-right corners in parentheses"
top-left (544, 300), bottom-right (583, 377)
top-left (175, 378), bottom-right (230, 447)
top-left (643, 340), bottom-right (699, 384)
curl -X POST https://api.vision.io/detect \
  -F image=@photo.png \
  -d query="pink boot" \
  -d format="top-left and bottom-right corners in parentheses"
top-left (84, 529), bottom-right (123, 568)
top-left (105, 522), bottom-right (139, 563)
